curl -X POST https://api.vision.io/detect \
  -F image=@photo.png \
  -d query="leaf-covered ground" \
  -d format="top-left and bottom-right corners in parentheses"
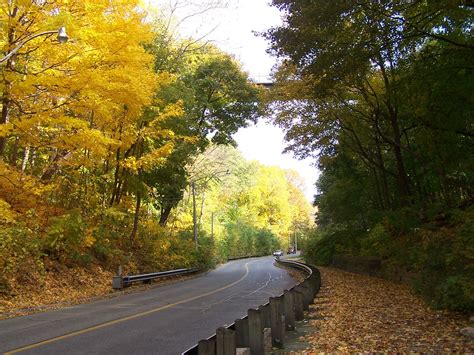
top-left (0, 264), bottom-right (203, 320)
top-left (0, 264), bottom-right (114, 319)
top-left (303, 267), bottom-right (473, 353)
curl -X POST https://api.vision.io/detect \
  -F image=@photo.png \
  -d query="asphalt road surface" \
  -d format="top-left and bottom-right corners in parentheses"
top-left (0, 256), bottom-right (297, 354)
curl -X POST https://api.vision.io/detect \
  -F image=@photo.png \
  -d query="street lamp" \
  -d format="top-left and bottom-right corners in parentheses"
top-left (0, 27), bottom-right (68, 65)
top-left (57, 27), bottom-right (69, 44)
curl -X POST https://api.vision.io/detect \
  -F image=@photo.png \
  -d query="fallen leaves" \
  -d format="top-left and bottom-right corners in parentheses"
top-left (303, 267), bottom-right (473, 353)
top-left (0, 263), bottom-right (203, 320)
top-left (0, 264), bottom-right (113, 319)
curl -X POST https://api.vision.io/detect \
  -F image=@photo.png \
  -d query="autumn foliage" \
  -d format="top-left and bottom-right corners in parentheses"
top-left (265, 0), bottom-right (474, 312)
top-left (0, 1), bottom-right (314, 299)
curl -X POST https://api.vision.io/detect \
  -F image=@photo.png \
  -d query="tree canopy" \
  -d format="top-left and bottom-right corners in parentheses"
top-left (0, 1), bottom-right (314, 298)
top-left (265, 0), bottom-right (473, 312)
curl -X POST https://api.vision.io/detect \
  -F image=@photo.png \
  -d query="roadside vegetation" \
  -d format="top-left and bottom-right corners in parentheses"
top-left (265, 0), bottom-right (473, 313)
top-left (2, 0), bottom-right (472, 320)
top-left (0, 0), bottom-right (314, 308)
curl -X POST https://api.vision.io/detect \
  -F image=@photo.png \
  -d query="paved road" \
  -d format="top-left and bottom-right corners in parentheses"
top-left (0, 256), bottom-right (296, 354)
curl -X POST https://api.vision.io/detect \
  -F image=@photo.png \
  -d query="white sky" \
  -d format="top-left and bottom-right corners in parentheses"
top-left (148, 0), bottom-right (319, 202)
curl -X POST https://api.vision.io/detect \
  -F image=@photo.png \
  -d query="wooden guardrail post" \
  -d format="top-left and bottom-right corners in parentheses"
top-left (295, 284), bottom-right (311, 310)
top-left (234, 318), bottom-right (249, 348)
top-left (269, 296), bottom-right (285, 347)
top-left (303, 278), bottom-right (311, 292)
top-left (283, 290), bottom-right (295, 330)
top-left (198, 338), bottom-right (216, 355)
top-left (293, 290), bottom-right (304, 321)
top-left (248, 309), bottom-right (264, 355)
top-left (184, 260), bottom-right (322, 355)
top-left (311, 268), bottom-right (321, 292)
top-left (258, 303), bottom-right (272, 353)
top-left (216, 327), bottom-right (236, 355)
top-left (112, 276), bottom-right (123, 290)
top-left (225, 329), bottom-right (236, 354)
top-left (259, 303), bottom-right (271, 329)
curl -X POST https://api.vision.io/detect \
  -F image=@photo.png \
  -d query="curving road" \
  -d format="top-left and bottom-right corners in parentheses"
top-left (0, 256), bottom-right (296, 354)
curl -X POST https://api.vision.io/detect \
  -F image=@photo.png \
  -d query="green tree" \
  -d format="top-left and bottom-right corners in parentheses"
top-left (265, 0), bottom-right (474, 312)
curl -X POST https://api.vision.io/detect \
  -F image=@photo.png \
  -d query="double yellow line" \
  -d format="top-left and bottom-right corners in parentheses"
top-left (6, 261), bottom-right (253, 354)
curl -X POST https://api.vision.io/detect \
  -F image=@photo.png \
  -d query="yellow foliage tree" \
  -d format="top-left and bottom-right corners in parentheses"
top-left (0, 0), bottom-right (173, 218)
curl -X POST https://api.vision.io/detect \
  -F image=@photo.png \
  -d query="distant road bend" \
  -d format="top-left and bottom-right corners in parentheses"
top-left (0, 256), bottom-right (297, 354)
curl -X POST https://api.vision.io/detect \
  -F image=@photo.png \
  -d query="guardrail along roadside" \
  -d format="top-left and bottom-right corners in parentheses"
top-left (182, 259), bottom-right (321, 355)
top-left (112, 267), bottom-right (198, 290)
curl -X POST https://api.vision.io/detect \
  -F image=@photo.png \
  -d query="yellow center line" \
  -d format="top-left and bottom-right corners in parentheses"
top-left (5, 260), bottom-right (256, 354)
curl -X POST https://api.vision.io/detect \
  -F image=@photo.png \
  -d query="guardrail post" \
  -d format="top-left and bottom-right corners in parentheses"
top-left (269, 296), bottom-right (285, 348)
top-left (283, 290), bottom-right (295, 330)
top-left (198, 338), bottom-right (216, 355)
top-left (235, 318), bottom-right (249, 348)
top-left (304, 281), bottom-right (315, 303)
top-left (295, 285), bottom-right (311, 310)
top-left (225, 329), bottom-right (236, 355)
top-left (263, 328), bottom-right (272, 354)
top-left (216, 327), bottom-right (235, 355)
top-left (311, 268), bottom-right (321, 292)
top-left (248, 309), bottom-right (264, 355)
top-left (259, 304), bottom-right (271, 329)
top-left (304, 278), bottom-right (316, 298)
top-left (112, 276), bottom-right (123, 290)
top-left (184, 261), bottom-right (322, 355)
top-left (293, 290), bottom-right (304, 320)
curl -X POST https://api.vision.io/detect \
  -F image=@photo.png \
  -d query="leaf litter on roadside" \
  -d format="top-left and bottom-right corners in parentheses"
top-left (300, 267), bottom-right (473, 353)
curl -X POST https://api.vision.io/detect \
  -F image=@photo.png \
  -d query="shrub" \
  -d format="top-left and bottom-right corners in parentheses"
top-left (360, 223), bottom-right (391, 258)
top-left (412, 206), bottom-right (474, 312)
top-left (91, 207), bottom-right (131, 268)
top-left (44, 209), bottom-right (91, 265)
top-left (133, 221), bottom-right (196, 272)
top-left (0, 225), bottom-right (44, 292)
top-left (315, 205), bottom-right (474, 312)
top-left (434, 276), bottom-right (474, 312)
top-left (303, 229), bottom-right (336, 266)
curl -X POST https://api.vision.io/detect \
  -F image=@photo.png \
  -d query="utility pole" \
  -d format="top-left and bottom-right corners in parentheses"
top-left (294, 230), bottom-right (298, 252)
top-left (192, 181), bottom-right (198, 250)
top-left (211, 212), bottom-right (214, 239)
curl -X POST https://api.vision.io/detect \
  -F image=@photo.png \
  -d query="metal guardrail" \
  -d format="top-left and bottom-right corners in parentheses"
top-left (182, 258), bottom-right (321, 355)
top-left (112, 267), bottom-right (198, 290)
top-left (276, 258), bottom-right (314, 276)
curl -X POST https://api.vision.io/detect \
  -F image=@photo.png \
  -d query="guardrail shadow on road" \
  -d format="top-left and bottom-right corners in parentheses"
top-left (182, 259), bottom-right (321, 355)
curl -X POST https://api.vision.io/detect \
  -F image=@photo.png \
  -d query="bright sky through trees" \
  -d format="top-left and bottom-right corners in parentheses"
top-left (147, 0), bottom-right (319, 202)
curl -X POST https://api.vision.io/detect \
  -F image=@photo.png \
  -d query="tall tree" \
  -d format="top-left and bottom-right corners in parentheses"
top-left (265, 0), bottom-right (473, 208)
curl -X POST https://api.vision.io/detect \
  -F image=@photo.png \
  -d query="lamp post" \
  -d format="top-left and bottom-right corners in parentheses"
top-left (0, 27), bottom-right (68, 155)
top-left (0, 27), bottom-right (68, 65)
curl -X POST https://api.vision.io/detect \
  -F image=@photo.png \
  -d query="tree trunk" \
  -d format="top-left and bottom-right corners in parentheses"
top-left (10, 136), bottom-right (19, 166)
top-left (0, 84), bottom-right (10, 157)
top-left (377, 56), bottom-right (411, 204)
top-left (110, 148), bottom-right (122, 206)
top-left (371, 167), bottom-right (384, 210)
top-left (41, 150), bottom-right (71, 181)
top-left (0, 23), bottom-right (16, 158)
top-left (159, 205), bottom-right (173, 226)
top-left (130, 192), bottom-right (141, 244)
top-left (199, 191), bottom-right (205, 224)
top-left (390, 112), bottom-right (411, 202)
top-left (374, 134), bottom-right (392, 209)
top-left (21, 145), bottom-right (30, 173)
